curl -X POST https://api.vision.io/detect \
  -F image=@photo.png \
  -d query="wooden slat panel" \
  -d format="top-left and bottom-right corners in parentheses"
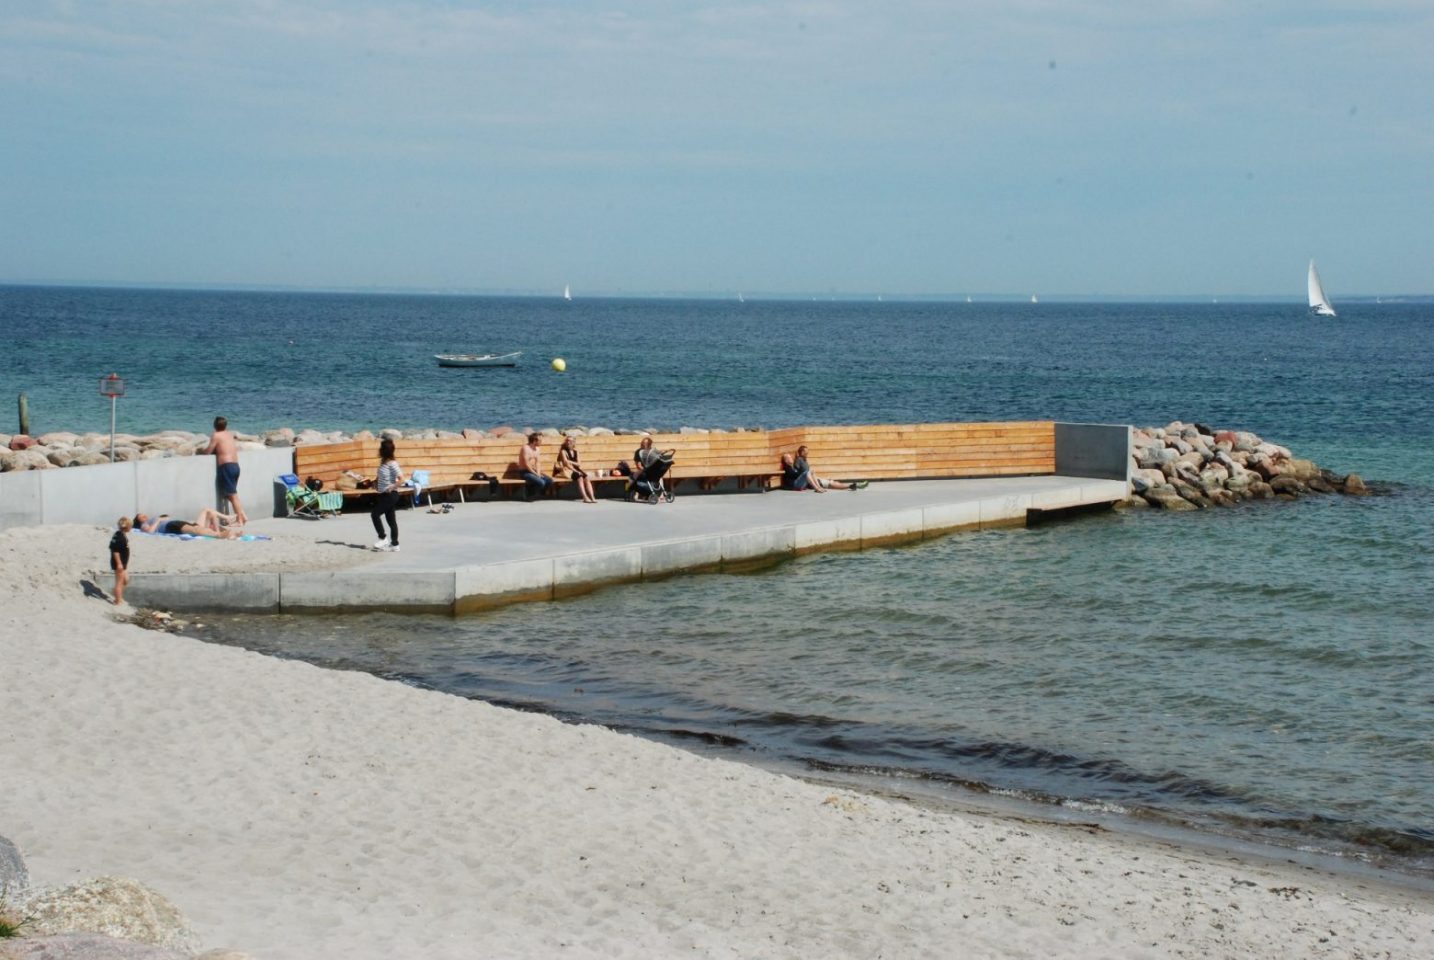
top-left (293, 420), bottom-right (1060, 488)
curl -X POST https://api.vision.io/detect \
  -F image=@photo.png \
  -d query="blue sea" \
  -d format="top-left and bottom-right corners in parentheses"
top-left (4, 285), bottom-right (1432, 882)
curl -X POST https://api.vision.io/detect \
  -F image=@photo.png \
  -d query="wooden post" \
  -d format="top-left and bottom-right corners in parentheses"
top-left (17, 393), bottom-right (28, 436)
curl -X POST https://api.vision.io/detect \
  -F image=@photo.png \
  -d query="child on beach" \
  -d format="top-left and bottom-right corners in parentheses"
top-left (109, 516), bottom-right (131, 605)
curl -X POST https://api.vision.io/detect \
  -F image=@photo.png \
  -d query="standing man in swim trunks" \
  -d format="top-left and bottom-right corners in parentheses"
top-left (203, 416), bottom-right (248, 525)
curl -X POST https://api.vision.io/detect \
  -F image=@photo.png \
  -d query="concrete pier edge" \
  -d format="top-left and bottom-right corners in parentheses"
top-left (125, 479), bottom-right (1127, 615)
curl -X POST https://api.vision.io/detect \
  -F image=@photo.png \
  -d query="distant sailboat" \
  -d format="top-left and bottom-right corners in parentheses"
top-left (738, 292), bottom-right (745, 303)
top-left (1307, 260), bottom-right (1336, 317)
top-left (563, 284), bottom-right (572, 302)
top-left (966, 296), bottom-right (972, 304)
top-left (1030, 294), bottom-right (1039, 304)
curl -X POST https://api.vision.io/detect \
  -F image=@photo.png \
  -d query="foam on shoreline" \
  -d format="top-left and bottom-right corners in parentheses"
top-left (3, 525), bottom-right (1431, 959)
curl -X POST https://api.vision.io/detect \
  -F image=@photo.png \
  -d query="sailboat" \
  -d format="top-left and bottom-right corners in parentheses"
top-left (563, 284), bottom-right (572, 302)
top-left (1307, 260), bottom-right (1336, 317)
top-left (1030, 294), bottom-right (1039, 304)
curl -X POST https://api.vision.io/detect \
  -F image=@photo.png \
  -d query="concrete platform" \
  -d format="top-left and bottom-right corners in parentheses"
top-left (127, 476), bottom-right (1128, 614)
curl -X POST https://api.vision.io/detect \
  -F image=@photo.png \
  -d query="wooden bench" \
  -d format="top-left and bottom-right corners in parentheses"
top-left (293, 422), bottom-right (1057, 508)
top-left (295, 439), bottom-right (493, 504)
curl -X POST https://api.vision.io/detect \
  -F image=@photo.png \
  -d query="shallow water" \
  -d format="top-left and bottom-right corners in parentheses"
top-left (6, 285), bottom-right (1432, 878)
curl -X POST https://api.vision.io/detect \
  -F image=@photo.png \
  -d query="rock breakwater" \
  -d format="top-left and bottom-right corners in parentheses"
top-left (1128, 421), bottom-right (1368, 511)
top-left (0, 424), bottom-right (756, 472)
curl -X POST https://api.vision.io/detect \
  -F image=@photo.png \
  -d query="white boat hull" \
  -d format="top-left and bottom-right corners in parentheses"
top-left (435, 352), bottom-right (522, 368)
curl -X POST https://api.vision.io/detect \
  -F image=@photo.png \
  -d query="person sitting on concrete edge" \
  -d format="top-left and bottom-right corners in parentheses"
top-left (781, 447), bottom-right (867, 492)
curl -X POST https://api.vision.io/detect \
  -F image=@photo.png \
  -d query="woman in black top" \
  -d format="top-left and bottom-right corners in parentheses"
top-left (556, 435), bottom-right (598, 503)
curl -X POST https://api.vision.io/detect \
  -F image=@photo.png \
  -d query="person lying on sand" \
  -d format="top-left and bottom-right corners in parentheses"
top-left (134, 508), bottom-right (243, 539)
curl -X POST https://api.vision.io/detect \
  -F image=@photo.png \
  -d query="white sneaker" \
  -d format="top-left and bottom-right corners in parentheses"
top-left (389, 545), bottom-right (400, 553)
top-left (373, 539), bottom-right (388, 550)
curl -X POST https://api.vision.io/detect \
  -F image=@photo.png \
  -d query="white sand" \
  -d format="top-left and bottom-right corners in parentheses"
top-left (2, 525), bottom-right (1430, 959)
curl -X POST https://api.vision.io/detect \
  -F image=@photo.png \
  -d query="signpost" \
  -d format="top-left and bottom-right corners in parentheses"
top-left (99, 374), bottom-right (125, 463)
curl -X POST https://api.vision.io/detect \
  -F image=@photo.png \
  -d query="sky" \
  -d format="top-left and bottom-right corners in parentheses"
top-left (1, 1), bottom-right (1431, 298)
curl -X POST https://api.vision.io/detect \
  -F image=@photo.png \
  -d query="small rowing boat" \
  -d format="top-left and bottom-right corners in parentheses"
top-left (434, 351), bottom-right (522, 368)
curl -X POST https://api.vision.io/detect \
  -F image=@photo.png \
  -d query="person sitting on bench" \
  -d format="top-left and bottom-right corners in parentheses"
top-left (519, 433), bottom-right (556, 500)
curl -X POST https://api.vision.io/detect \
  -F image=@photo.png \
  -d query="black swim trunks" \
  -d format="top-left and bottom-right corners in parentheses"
top-left (163, 520), bottom-right (189, 535)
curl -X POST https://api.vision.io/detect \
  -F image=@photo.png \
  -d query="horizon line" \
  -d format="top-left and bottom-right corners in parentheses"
top-left (2, 279), bottom-right (1428, 304)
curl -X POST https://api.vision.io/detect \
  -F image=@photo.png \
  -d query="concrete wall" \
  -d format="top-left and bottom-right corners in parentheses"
top-left (0, 447), bottom-right (295, 531)
top-left (1054, 422), bottom-right (1131, 483)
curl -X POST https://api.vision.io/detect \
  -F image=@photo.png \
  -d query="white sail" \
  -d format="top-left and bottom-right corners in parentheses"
top-left (1307, 260), bottom-right (1336, 316)
top-left (563, 283), bottom-right (572, 301)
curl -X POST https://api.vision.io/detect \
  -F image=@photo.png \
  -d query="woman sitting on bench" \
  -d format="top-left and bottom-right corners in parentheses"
top-left (555, 435), bottom-right (598, 504)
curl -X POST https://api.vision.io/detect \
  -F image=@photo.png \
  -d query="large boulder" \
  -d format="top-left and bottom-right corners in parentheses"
top-left (1130, 469), bottom-right (1166, 494)
top-left (1142, 484), bottom-right (1199, 511)
top-left (8, 436), bottom-right (36, 451)
top-left (1342, 473), bottom-right (1369, 495)
top-left (1135, 446), bottom-right (1175, 470)
top-left (1250, 456), bottom-right (1280, 481)
top-left (1270, 475), bottom-right (1306, 496)
top-left (1199, 465), bottom-right (1230, 486)
top-left (0, 836), bottom-right (27, 898)
top-left (0, 933), bottom-right (189, 960)
top-left (0, 449), bottom-right (54, 471)
top-left (1170, 478), bottom-right (1211, 508)
top-left (18, 877), bottom-right (196, 954)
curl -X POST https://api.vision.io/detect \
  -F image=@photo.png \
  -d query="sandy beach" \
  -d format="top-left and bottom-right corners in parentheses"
top-left (2, 524), bottom-right (1430, 959)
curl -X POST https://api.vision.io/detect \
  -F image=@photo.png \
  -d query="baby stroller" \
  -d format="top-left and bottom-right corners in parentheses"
top-left (624, 449), bottom-right (676, 504)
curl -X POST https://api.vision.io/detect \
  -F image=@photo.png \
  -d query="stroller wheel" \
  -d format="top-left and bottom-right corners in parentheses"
top-left (663, 492), bottom-right (675, 503)
top-left (648, 492), bottom-right (659, 504)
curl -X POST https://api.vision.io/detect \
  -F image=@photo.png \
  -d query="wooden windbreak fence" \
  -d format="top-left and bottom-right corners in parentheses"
top-left (294, 421), bottom-right (1057, 492)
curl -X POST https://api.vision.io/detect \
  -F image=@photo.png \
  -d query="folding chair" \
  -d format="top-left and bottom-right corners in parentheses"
top-left (277, 474), bottom-right (341, 519)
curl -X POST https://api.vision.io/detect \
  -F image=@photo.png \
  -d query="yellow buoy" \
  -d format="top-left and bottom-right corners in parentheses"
top-left (551, 357), bottom-right (567, 372)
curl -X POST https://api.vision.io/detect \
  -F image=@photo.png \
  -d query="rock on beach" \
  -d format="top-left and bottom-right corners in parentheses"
top-left (17, 877), bottom-right (196, 953)
top-left (0, 835), bottom-right (28, 898)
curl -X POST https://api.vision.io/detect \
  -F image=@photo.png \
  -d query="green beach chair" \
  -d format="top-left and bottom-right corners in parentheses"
top-left (277, 474), bottom-right (342, 519)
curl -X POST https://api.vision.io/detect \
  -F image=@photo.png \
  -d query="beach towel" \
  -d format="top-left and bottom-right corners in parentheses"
top-left (136, 531), bottom-right (271, 542)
